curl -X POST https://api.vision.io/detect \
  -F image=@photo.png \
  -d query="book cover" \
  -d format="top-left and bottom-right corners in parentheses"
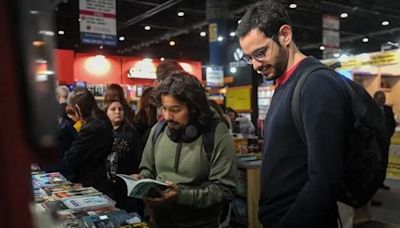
top-left (32, 172), bottom-right (70, 188)
top-left (52, 187), bottom-right (101, 199)
top-left (82, 210), bottom-right (141, 227)
top-left (62, 195), bottom-right (115, 211)
top-left (116, 174), bottom-right (169, 199)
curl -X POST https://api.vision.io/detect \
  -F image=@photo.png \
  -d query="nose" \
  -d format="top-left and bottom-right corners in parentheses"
top-left (163, 110), bottom-right (173, 121)
top-left (252, 60), bottom-right (263, 71)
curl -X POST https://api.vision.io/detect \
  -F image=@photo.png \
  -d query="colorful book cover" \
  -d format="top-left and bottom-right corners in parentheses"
top-left (52, 187), bottom-right (101, 199)
top-left (62, 195), bottom-right (115, 211)
top-left (116, 174), bottom-right (169, 199)
top-left (32, 172), bottom-right (70, 188)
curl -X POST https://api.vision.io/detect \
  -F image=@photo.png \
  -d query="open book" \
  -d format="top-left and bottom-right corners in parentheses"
top-left (116, 174), bottom-right (169, 199)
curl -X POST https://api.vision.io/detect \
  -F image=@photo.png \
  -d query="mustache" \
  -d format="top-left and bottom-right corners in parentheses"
top-left (167, 120), bottom-right (179, 125)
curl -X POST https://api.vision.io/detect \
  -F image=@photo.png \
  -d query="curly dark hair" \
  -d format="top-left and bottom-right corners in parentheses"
top-left (237, 0), bottom-right (292, 43)
top-left (154, 72), bottom-right (212, 126)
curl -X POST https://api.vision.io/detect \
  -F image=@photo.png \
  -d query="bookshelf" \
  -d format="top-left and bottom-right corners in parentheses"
top-left (232, 160), bottom-right (262, 228)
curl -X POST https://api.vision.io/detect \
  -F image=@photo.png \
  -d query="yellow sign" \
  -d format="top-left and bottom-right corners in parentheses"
top-left (209, 23), bottom-right (217, 42)
top-left (226, 86), bottom-right (252, 112)
top-left (366, 52), bottom-right (400, 66)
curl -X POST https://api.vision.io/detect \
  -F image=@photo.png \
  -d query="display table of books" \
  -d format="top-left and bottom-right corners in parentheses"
top-left (31, 168), bottom-right (149, 228)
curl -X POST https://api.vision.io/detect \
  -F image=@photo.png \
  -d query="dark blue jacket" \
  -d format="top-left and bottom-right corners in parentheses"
top-left (259, 57), bottom-right (352, 227)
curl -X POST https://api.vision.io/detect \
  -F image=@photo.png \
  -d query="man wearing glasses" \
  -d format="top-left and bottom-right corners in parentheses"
top-left (238, 1), bottom-right (349, 227)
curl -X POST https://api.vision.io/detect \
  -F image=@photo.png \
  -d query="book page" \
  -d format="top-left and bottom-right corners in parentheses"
top-left (116, 174), bottom-right (169, 198)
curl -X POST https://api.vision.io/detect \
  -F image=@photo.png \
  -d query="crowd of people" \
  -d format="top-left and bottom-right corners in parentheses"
top-left (40, 1), bottom-right (397, 227)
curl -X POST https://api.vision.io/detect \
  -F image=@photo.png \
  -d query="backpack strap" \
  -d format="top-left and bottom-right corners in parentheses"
top-left (291, 64), bottom-right (331, 144)
top-left (152, 120), bottom-right (167, 145)
top-left (202, 120), bottom-right (219, 162)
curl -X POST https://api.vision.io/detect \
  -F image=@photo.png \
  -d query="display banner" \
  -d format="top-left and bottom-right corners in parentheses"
top-left (322, 15), bottom-right (340, 59)
top-left (79, 0), bottom-right (117, 46)
top-left (206, 66), bottom-right (224, 87)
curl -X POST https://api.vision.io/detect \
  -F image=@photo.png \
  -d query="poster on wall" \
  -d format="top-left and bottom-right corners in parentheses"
top-left (206, 66), bottom-right (224, 87)
top-left (79, 0), bottom-right (117, 46)
top-left (226, 86), bottom-right (252, 112)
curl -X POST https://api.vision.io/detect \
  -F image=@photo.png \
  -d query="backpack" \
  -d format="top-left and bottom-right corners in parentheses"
top-left (291, 63), bottom-right (390, 208)
top-left (151, 119), bottom-right (231, 224)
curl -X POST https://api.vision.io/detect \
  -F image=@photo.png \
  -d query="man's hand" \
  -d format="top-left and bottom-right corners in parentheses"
top-left (143, 180), bottom-right (180, 207)
top-left (130, 174), bottom-right (143, 180)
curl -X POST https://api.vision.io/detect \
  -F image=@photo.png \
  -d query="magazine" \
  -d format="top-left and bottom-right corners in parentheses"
top-left (62, 195), bottom-right (115, 211)
top-left (116, 174), bottom-right (169, 199)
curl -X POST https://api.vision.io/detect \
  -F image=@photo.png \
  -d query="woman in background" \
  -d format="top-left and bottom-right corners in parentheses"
top-left (133, 87), bottom-right (158, 143)
top-left (104, 84), bottom-right (135, 126)
top-left (105, 99), bottom-right (144, 213)
top-left (64, 87), bottom-right (113, 194)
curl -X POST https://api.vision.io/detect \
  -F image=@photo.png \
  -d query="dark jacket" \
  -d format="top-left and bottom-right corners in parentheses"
top-left (382, 105), bottom-right (396, 138)
top-left (259, 57), bottom-right (351, 227)
top-left (64, 116), bottom-right (113, 194)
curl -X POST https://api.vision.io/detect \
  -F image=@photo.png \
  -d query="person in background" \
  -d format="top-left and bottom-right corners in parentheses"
top-left (104, 99), bottom-right (144, 213)
top-left (64, 87), bottom-right (113, 194)
top-left (374, 91), bottom-right (396, 190)
top-left (104, 84), bottom-right (135, 126)
top-left (208, 99), bottom-right (231, 129)
top-left (133, 87), bottom-right (158, 142)
top-left (238, 1), bottom-right (351, 227)
top-left (132, 72), bottom-right (237, 228)
top-left (39, 85), bottom-right (77, 174)
top-left (155, 60), bottom-right (184, 83)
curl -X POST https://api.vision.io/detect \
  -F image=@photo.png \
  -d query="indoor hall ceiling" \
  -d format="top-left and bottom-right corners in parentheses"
top-left (54, 0), bottom-right (400, 64)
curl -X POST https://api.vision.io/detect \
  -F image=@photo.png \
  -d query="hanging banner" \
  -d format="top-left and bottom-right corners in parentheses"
top-left (79, 0), bottom-right (117, 46)
top-left (206, 65), bottom-right (224, 87)
top-left (322, 15), bottom-right (340, 59)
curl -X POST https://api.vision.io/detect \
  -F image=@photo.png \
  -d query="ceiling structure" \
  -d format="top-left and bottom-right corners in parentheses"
top-left (54, 0), bottom-right (400, 64)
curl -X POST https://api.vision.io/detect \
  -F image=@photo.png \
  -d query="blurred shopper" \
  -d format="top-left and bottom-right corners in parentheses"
top-left (133, 87), bottom-right (158, 142)
top-left (226, 107), bottom-right (255, 136)
top-left (132, 72), bottom-right (237, 228)
top-left (104, 100), bottom-right (144, 213)
top-left (155, 60), bottom-right (184, 83)
top-left (39, 85), bottom-right (77, 174)
top-left (208, 99), bottom-right (231, 129)
top-left (104, 84), bottom-right (135, 126)
top-left (238, 1), bottom-right (351, 227)
top-left (374, 91), bottom-right (396, 189)
top-left (64, 87), bottom-right (113, 194)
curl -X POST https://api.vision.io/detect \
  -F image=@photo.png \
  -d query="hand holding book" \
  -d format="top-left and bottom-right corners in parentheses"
top-left (143, 180), bottom-right (180, 207)
top-left (117, 174), bottom-right (170, 199)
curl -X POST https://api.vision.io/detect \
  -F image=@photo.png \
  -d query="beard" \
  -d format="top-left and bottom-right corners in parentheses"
top-left (167, 121), bottom-right (184, 134)
top-left (259, 45), bottom-right (289, 81)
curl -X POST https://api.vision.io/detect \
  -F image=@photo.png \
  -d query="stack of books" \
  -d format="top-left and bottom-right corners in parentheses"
top-left (31, 170), bottom-right (148, 228)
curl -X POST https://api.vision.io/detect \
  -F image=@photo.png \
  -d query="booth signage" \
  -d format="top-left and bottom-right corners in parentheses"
top-left (206, 66), bottom-right (224, 87)
top-left (79, 0), bottom-right (117, 46)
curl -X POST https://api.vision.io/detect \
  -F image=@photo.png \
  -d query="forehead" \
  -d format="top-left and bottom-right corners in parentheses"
top-left (109, 101), bottom-right (122, 108)
top-left (161, 94), bottom-right (185, 107)
top-left (239, 28), bottom-right (270, 54)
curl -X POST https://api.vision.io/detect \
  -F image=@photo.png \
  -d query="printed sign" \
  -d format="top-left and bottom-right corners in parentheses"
top-left (79, 0), bottom-right (117, 46)
top-left (206, 66), bottom-right (224, 87)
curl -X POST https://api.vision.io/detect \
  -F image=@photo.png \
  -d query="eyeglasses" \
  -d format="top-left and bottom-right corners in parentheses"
top-left (242, 36), bottom-right (275, 65)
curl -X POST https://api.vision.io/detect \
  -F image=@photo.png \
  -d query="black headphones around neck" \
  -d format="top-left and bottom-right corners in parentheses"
top-left (165, 123), bottom-right (201, 143)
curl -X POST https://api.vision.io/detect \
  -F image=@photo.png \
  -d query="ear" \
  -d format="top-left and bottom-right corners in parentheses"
top-left (74, 104), bottom-right (83, 119)
top-left (278, 24), bottom-right (292, 47)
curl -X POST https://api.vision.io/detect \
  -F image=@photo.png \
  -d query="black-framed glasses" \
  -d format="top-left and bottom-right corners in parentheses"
top-left (242, 36), bottom-right (275, 65)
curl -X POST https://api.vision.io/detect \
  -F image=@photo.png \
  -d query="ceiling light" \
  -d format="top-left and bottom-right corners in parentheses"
top-left (200, 31), bottom-right (206, 37)
top-left (30, 10), bottom-right (39, 14)
top-left (217, 36), bottom-right (224, 42)
top-left (340, 12), bottom-right (348, 18)
top-left (382, 20), bottom-right (389, 26)
top-left (230, 32), bottom-right (236, 37)
top-left (230, 67), bottom-right (237, 73)
top-left (169, 41), bottom-right (175, 46)
top-left (333, 53), bottom-right (340, 58)
top-left (319, 45), bottom-right (325, 51)
top-left (289, 3), bottom-right (297, 9)
top-left (39, 30), bottom-right (55, 36)
top-left (58, 30), bottom-right (65, 35)
top-left (362, 37), bottom-right (369, 43)
top-left (99, 45), bottom-right (103, 49)
top-left (177, 11), bottom-right (184, 17)
top-left (119, 36), bottom-right (125, 41)
top-left (237, 20), bottom-right (241, 24)
top-left (144, 25), bottom-right (151, 31)
top-left (160, 57), bottom-right (165, 61)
